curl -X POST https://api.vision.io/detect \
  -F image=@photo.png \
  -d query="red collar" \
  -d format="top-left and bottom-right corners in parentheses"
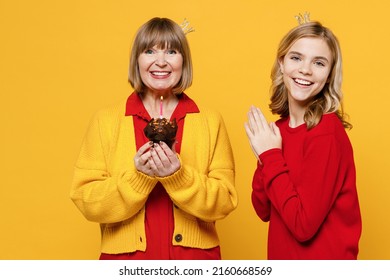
top-left (125, 92), bottom-right (200, 121)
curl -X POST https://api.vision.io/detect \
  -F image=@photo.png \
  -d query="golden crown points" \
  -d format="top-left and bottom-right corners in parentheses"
top-left (180, 18), bottom-right (195, 35)
top-left (295, 12), bottom-right (311, 25)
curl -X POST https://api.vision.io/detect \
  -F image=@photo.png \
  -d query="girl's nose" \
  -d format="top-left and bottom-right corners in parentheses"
top-left (298, 62), bottom-right (312, 75)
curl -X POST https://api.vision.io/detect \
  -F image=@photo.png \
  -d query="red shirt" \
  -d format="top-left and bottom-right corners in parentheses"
top-left (100, 92), bottom-right (221, 260)
top-left (252, 113), bottom-right (362, 259)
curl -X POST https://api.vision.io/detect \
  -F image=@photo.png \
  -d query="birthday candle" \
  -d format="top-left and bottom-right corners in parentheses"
top-left (159, 96), bottom-right (163, 119)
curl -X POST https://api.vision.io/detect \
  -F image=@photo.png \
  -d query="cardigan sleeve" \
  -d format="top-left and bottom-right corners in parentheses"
top-left (260, 133), bottom-right (345, 242)
top-left (158, 111), bottom-right (238, 222)
top-left (251, 161), bottom-right (271, 222)
top-left (70, 109), bottom-right (157, 224)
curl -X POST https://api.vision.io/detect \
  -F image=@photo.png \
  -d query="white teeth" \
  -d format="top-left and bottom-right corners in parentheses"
top-left (151, 72), bottom-right (169, 76)
top-left (294, 78), bottom-right (312, 85)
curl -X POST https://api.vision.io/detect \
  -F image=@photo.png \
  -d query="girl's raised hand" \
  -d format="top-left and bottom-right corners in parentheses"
top-left (244, 106), bottom-right (282, 160)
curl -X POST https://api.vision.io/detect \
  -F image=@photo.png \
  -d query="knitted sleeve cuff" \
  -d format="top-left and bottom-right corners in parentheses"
top-left (119, 167), bottom-right (158, 195)
top-left (156, 156), bottom-right (193, 192)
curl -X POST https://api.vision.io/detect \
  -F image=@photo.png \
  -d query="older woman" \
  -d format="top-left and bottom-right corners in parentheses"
top-left (71, 17), bottom-right (237, 260)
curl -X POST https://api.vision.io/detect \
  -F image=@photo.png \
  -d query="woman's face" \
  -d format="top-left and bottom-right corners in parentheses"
top-left (138, 45), bottom-right (183, 95)
top-left (279, 37), bottom-right (332, 107)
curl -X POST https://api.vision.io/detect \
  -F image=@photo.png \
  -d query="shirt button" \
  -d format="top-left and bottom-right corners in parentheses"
top-left (175, 234), bottom-right (183, 242)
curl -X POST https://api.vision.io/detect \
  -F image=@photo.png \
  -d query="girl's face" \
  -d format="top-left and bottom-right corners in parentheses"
top-left (279, 37), bottom-right (332, 108)
top-left (138, 45), bottom-right (183, 96)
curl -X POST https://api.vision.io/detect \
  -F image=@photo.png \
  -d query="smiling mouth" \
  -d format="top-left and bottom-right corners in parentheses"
top-left (151, 71), bottom-right (171, 77)
top-left (294, 78), bottom-right (313, 86)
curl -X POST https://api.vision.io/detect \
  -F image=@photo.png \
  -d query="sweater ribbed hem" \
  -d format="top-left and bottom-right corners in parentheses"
top-left (101, 208), bottom-right (146, 254)
top-left (173, 206), bottom-right (219, 248)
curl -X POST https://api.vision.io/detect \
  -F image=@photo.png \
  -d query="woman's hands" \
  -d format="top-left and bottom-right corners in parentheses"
top-left (134, 142), bottom-right (155, 176)
top-left (244, 106), bottom-right (282, 161)
top-left (149, 141), bottom-right (181, 177)
top-left (134, 141), bottom-right (180, 177)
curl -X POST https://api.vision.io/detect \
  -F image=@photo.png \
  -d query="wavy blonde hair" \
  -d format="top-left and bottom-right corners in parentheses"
top-left (128, 17), bottom-right (193, 94)
top-left (270, 21), bottom-right (351, 129)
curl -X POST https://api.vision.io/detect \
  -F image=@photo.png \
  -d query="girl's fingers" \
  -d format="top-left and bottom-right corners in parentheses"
top-left (254, 107), bottom-right (270, 132)
top-left (248, 109), bottom-right (260, 134)
top-left (244, 122), bottom-right (254, 138)
top-left (248, 106), bottom-right (271, 134)
top-left (270, 122), bottom-right (280, 136)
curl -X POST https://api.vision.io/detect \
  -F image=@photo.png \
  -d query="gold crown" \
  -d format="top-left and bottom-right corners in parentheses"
top-left (295, 12), bottom-right (310, 25)
top-left (180, 18), bottom-right (195, 35)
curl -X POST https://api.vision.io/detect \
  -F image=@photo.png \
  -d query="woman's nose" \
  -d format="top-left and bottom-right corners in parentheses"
top-left (155, 52), bottom-right (167, 66)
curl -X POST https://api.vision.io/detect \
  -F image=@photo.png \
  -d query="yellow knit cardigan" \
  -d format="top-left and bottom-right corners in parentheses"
top-left (70, 100), bottom-right (237, 254)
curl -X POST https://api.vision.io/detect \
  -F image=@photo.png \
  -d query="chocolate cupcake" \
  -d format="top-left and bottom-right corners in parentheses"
top-left (144, 118), bottom-right (178, 148)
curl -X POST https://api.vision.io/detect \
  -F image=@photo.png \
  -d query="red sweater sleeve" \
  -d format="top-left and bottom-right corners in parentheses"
top-left (259, 134), bottom-right (343, 242)
top-left (251, 161), bottom-right (271, 222)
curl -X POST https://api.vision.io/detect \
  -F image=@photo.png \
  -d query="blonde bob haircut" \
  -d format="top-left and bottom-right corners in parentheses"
top-left (270, 21), bottom-right (351, 129)
top-left (128, 17), bottom-right (193, 95)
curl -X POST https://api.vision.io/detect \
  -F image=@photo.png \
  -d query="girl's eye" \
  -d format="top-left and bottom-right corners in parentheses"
top-left (314, 61), bottom-right (325, 67)
top-left (290, 55), bottom-right (300, 61)
top-left (145, 49), bottom-right (154, 55)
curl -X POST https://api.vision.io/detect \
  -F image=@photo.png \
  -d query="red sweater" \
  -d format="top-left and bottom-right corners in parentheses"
top-left (251, 113), bottom-right (362, 259)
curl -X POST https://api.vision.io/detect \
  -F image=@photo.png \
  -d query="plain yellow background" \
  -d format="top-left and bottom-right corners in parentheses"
top-left (1, 0), bottom-right (389, 260)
